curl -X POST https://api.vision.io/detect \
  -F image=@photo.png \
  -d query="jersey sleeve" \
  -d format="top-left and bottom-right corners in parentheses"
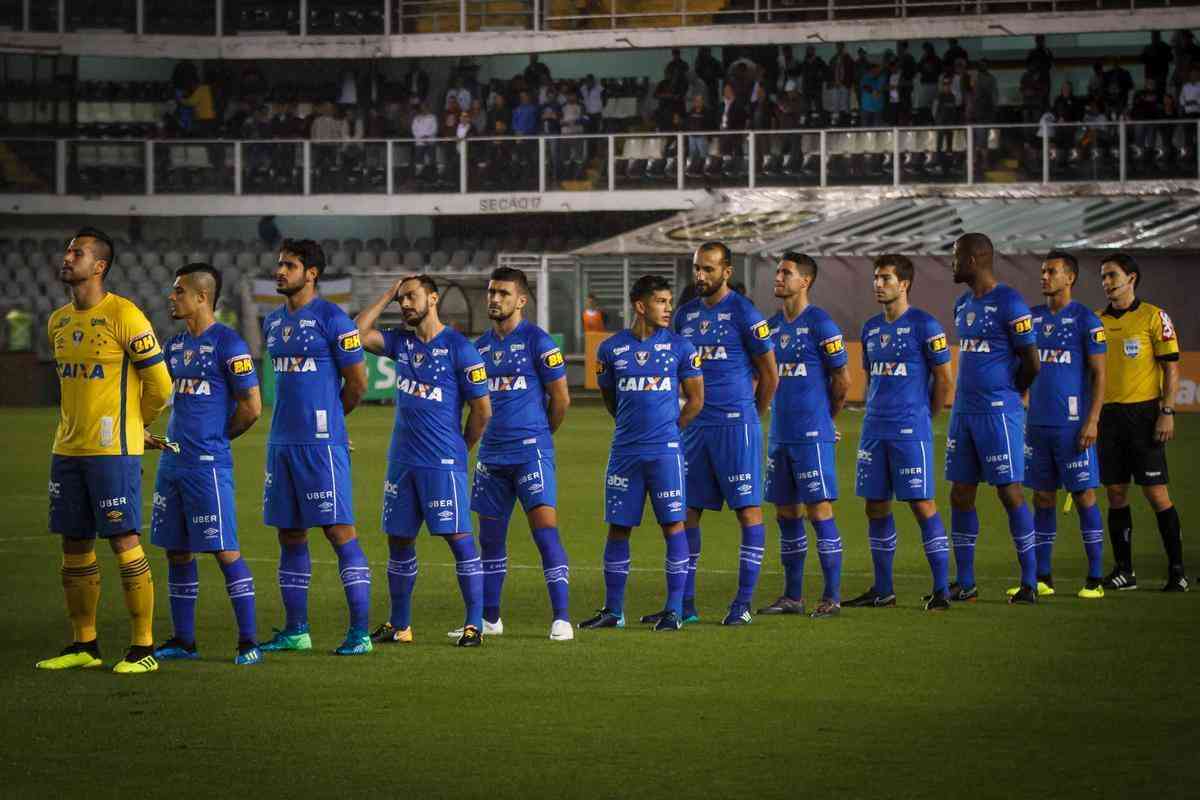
top-left (117, 303), bottom-right (165, 371)
top-left (533, 329), bottom-right (567, 384)
top-left (1150, 306), bottom-right (1180, 360)
top-left (380, 328), bottom-right (401, 360)
top-left (221, 330), bottom-right (260, 394)
top-left (457, 338), bottom-right (490, 400)
top-left (739, 301), bottom-right (774, 357)
top-left (922, 315), bottom-right (951, 367)
top-left (859, 322), bottom-right (871, 373)
top-left (326, 309), bottom-right (365, 369)
top-left (595, 341), bottom-right (615, 391)
top-left (1082, 309), bottom-right (1108, 357)
top-left (1005, 292), bottom-right (1036, 349)
top-left (677, 338), bottom-right (702, 381)
top-left (816, 314), bottom-right (848, 370)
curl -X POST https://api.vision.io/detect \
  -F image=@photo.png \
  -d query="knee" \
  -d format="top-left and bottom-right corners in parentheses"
top-left (1032, 490), bottom-right (1056, 509)
top-left (735, 506), bottom-right (763, 526)
top-left (996, 485), bottom-right (1024, 511)
top-left (864, 500), bottom-right (891, 519)
top-left (278, 529), bottom-right (308, 546)
top-left (806, 501), bottom-right (833, 522)
top-left (1143, 485), bottom-right (1172, 511)
top-left (166, 550), bottom-right (194, 565)
top-left (323, 525), bottom-right (355, 546)
top-left (949, 484), bottom-right (975, 510)
top-left (607, 527), bottom-right (632, 541)
top-left (909, 499), bottom-right (936, 520)
top-left (1105, 485), bottom-right (1129, 508)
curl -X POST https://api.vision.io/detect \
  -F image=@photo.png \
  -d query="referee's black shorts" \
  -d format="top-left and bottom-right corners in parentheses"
top-left (1098, 399), bottom-right (1169, 486)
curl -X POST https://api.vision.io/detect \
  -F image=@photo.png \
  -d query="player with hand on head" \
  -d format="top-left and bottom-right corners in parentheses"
top-left (1017, 251), bottom-right (1107, 599)
top-left (460, 267), bottom-right (572, 641)
top-left (259, 239), bottom-right (372, 656)
top-left (665, 242), bottom-right (777, 627)
top-left (847, 255), bottom-right (954, 611)
top-left (944, 233), bottom-right (1042, 605)
top-left (38, 227), bottom-right (172, 674)
top-left (758, 254), bottom-right (850, 619)
top-left (149, 263), bottom-right (264, 665)
top-left (357, 275), bottom-right (493, 647)
top-left (579, 275), bottom-right (704, 632)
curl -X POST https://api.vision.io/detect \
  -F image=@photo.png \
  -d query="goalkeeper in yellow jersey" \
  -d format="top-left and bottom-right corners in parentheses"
top-left (37, 227), bottom-right (173, 674)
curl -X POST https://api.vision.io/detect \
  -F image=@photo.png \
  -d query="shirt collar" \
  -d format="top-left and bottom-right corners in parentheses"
top-left (1104, 297), bottom-right (1141, 318)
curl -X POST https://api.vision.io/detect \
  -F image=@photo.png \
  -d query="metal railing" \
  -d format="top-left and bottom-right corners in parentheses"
top-left (3, 120), bottom-right (1197, 197)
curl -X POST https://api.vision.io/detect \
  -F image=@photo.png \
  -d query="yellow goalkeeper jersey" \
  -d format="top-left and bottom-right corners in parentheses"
top-left (48, 292), bottom-right (172, 457)
top-left (1099, 298), bottom-right (1180, 405)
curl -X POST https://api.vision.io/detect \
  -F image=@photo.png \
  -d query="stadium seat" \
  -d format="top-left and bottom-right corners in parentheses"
top-left (366, 238), bottom-right (387, 253)
top-left (330, 250), bottom-right (351, 270)
top-left (211, 251), bottom-right (233, 270)
top-left (258, 252), bottom-right (278, 271)
top-left (236, 252), bottom-right (257, 272)
top-left (163, 251), bottom-right (185, 270)
top-left (378, 250), bottom-right (401, 268)
top-left (470, 250), bottom-right (494, 271)
top-left (389, 236), bottom-right (410, 252)
top-left (320, 238), bottom-right (339, 254)
top-left (354, 251), bottom-right (378, 269)
top-left (403, 251), bottom-right (423, 269)
top-left (186, 251), bottom-right (207, 266)
top-left (4, 253), bottom-right (26, 270)
top-left (428, 251), bottom-right (450, 271)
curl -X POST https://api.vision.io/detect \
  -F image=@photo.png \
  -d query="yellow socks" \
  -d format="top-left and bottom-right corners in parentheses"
top-left (61, 552), bottom-right (101, 643)
top-left (116, 545), bottom-right (155, 647)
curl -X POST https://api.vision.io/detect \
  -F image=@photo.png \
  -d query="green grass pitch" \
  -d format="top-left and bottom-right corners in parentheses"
top-left (0, 403), bottom-right (1195, 798)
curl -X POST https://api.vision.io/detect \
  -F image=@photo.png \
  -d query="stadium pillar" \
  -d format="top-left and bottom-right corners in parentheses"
top-left (1041, 133), bottom-right (1050, 184)
top-left (892, 127), bottom-right (900, 186)
top-left (459, 139), bottom-right (467, 192)
top-left (383, 0), bottom-right (390, 34)
top-left (145, 141), bottom-right (154, 195)
top-left (303, 141), bottom-right (312, 195)
top-left (234, 141), bottom-right (243, 195)
top-left (21, 0), bottom-right (28, 31)
top-left (607, 136), bottom-right (615, 191)
top-left (460, 0), bottom-right (466, 32)
top-left (966, 125), bottom-right (973, 184)
top-left (621, 257), bottom-right (630, 327)
top-left (1118, 121), bottom-right (1127, 183)
top-left (819, 130), bottom-right (827, 187)
top-left (676, 133), bottom-right (684, 190)
top-left (748, 133), bottom-right (756, 188)
top-left (537, 256), bottom-right (550, 331)
top-left (573, 258), bottom-right (583, 346)
top-left (55, 140), bottom-right (66, 195)
top-left (533, 0), bottom-right (539, 31)
top-left (136, 0), bottom-right (143, 34)
top-left (57, 0), bottom-right (64, 32)
top-left (300, 0), bottom-right (307, 36)
top-left (538, 137), bottom-right (546, 193)
top-left (386, 140), bottom-right (394, 194)
top-left (215, 0), bottom-right (222, 35)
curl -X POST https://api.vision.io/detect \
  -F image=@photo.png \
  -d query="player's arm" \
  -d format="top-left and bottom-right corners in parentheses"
top-left (679, 375), bottom-right (704, 429)
top-left (122, 314), bottom-right (173, 426)
top-left (1007, 305), bottom-right (1039, 395)
top-left (827, 365), bottom-right (849, 418)
top-left (596, 347), bottom-right (616, 419)
top-left (464, 394), bottom-right (492, 451)
top-left (930, 362), bottom-right (953, 419)
top-left (1157, 359), bottom-right (1178, 443)
top-left (1078, 352), bottom-right (1105, 450)
top-left (354, 278), bottom-right (405, 355)
top-left (1014, 345), bottom-right (1040, 395)
top-left (339, 362), bottom-right (366, 416)
top-left (227, 386), bottom-right (263, 440)
top-left (751, 349), bottom-right (778, 417)
top-left (545, 377), bottom-right (570, 434)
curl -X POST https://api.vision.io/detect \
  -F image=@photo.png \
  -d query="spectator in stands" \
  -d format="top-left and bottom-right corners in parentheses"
top-left (1052, 81), bottom-right (1082, 148)
top-left (884, 57), bottom-right (902, 125)
top-left (488, 92), bottom-right (512, 136)
top-left (582, 293), bottom-right (609, 332)
top-left (512, 91), bottom-right (539, 136)
top-left (719, 82), bottom-right (749, 155)
top-left (750, 65), bottom-right (771, 129)
top-left (259, 216), bottom-right (280, 249)
top-left (445, 75), bottom-right (472, 113)
top-left (854, 48), bottom-right (871, 92)
top-left (272, 102), bottom-right (306, 139)
top-left (943, 38), bottom-right (968, 72)
top-left (917, 42), bottom-right (941, 112)
top-left (468, 97), bottom-right (488, 136)
top-left (830, 43), bottom-right (856, 115)
top-left (411, 101), bottom-right (438, 165)
top-left (666, 48), bottom-right (690, 95)
top-left (895, 42), bottom-right (915, 124)
top-left (403, 62), bottom-right (430, 106)
top-left (1087, 61), bottom-right (1106, 102)
top-left (774, 81), bottom-right (804, 153)
top-left (561, 91), bottom-right (585, 166)
top-left (1182, 65), bottom-right (1200, 150)
top-left (801, 45), bottom-right (827, 114)
top-left (1143, 31), bottom-right (1174, 97)
top-left (859, 61), bottom-right (885, 127)
top-left (686, 92), bottom-right (715, 164)
top-left (442, 96), bottom-right (463, 138)
top-left (1026, 34), bottom-right (1055, 109)
top-left (1104, 57), bottom-right (1135, 114)
top-left (1079, 98), bottom-right (1111, 150)
top-left (1170, 30), bottom-right (1197, 97)
top-left (655, 72), bottom-right (683, 131)
top-left (311, 101), bottom-right (349, 140)
top-left (695, 47), bottom-right (722, 103)
top-left (974, 60), bottom-right (998, 125)
top-left (1131, 79), bottom-right (1166, 149)
top-left (950, 58), bottom-right (967, 110)
top-left (778, 46), bottom-right (799, 96)
top-left (524, 55), bottom-right (551, 92)
top-left (932, 75), bottom-right (959, 155)
top-left (456, 109), bottom-right (475, 140)
top-left (181, 76), bottom-right (218, 137)
top-left (1021, 65), bottom-right (1048, 126)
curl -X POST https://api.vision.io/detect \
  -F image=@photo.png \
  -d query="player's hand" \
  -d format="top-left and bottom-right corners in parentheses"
top-left (390, 277), bottom-right (409, 303)
top-left (1155, 412), bottom-right (1174, 443)
top-left (833, 426), bottom-right (842, 443)
top-left (144, 430), bottom-right (166, 450)
top-left (1078, 421), bottom-right (1098, 451)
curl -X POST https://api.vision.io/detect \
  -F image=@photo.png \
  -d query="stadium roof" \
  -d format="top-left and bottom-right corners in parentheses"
top-left (574, 184), bottom-right (1200, 258)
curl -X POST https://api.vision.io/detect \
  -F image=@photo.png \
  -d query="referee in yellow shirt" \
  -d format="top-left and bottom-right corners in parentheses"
top-left (36, 228), bottom-right (174, 673)
top-left (1096, 253), bottom-right (1187, 592)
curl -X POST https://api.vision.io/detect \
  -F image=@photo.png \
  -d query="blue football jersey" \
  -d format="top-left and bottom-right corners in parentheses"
top-left (264, 297), bottom-right (364, 446)
top-left (674, 290), bottom-right (773, 427)
top-left (382, 326), bottom-right (489, 470)
top-left (596, 328), bottom-right (702, 455)
top-left (861, 308), bottom-right (951, 440)
top-left (1028, 301), bottom-right (1107, 427)
top-left (163, 323), bottom-right (259, 467)
top-left (952, 284), bottom-right (1036, 415)
top-left (475, 320), bottom-right (566, 465)
top-left (768, 305), bottom-right (848, 444)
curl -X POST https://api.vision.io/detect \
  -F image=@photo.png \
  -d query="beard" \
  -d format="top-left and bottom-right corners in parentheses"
top-left (698, 279), bottom-right (724, 297)
top-left (488, 306), bottom-right (513, 322)
top-left (403, 307), bottom-right (428, 327)
top-left (276, 281), bottom-right (304, 296)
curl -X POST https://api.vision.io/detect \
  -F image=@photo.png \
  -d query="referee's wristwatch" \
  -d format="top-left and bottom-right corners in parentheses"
top-left (1159, 405), bottom-right (1175, 416)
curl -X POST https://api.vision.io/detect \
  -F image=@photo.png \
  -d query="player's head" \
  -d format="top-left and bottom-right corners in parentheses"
top-left (487, 267), bottom-right (529, 323)
top-left (630, 274), bottom-right (674, 330)
top-left (61, 227), bottom-right (114, 285)
top-left (692, 241), bottom-right (733, 297)
top-left (396, 274), bottom-right (440, 327)
top-left (276, 238), bottom-right (325, 296)
top-left (1040, 249), bottom-right (1078, 296)
top-left (169, 262), bottom-right (222, 320)
top-left (872, 254), bottom-right (913, 304)
top-left (774, 252), bottom-right (817, 298)
top-left (1100, 252), bottom-right (1140, 301)
top-left (951, 232), bottom-right (993, 284)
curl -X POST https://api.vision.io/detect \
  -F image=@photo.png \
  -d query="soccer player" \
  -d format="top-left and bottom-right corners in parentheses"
top-left (148, 263), bottom-right (264, 664)
top-left (579, 275), bottom-right (704, 632)
top-left (667, 241), bottom-right (777, 626)
top-left (945, 232), bottom-right (1041, 604)
top-left (758, 254), bottom-right (849, 619)
top-left (356, 275), bottom-right (493, 647)
top-left (1096, 254), bottom-right (1187, 591)
top-left (1019, 251), bottom-right (1107, 599)
top-left (463, 267), bottom-right (572, 641)
top-left (847, 255), bottom-right (954, 611)
top-left (37, 227), bottom-right (172, 674)
top-left (259, 239), bottom-right (372, 655)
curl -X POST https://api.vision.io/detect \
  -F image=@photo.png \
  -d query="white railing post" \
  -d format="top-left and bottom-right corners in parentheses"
top-left (386, 140), bottom-right (395, 194)
top-left (966, 125), bottom-right (974, 184)
top-left (1042, 128), bottom-right (1050, 184)
top-left (621, 256), bottom-right (630, 327)
top-left (747, 132), bottom-right (756, 188)
top-left (892, 127), bottom-right (900, 186)
top-left (55, 140), bottom-right (67, 194)
top-left (460, 0), bottom-right (466, 32)
top-left (299, 0), bottom-right (307, 35)
top-left (1196, 120), bottom-right (1200, 179)
top-left (459, 138), bottom-right (468, 193)
top-left (382, 0), bottom-right (390, 34)
top-left (607, 134), bottom-right (615, 191)
top-left (1118, 120), bottom-right (1127, 183)
top-left (215, 0), bottom-right (223, 35)
top-left (676, 132), bottom-right (684, 190)
top-left (136, 0), bottom-right (144, 34)
top-left (827, 0), bottom-right (833, 22)
top-left (57, 0), bottom-right (64, 32)
top-left (145, 141), bottom-right (155, 195)
top-left (754, 0), bottom-right (760, 23)
top-left (303, 140), bottom-right (312, 194)
top-left (234, 141), bottom-right (243, 195)
top-left (533, 0), bottom-right (540, 31)
top-left (819, 129), bottom-right (827, 187)
top-left (21, 0), bottom-right (29, 31)
top-left (538, 136), bottom-right (547, 192)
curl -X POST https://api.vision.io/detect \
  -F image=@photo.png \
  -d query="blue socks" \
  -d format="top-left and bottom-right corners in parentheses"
top-left (479, 516), bottom-right (508, 624)
top-left (1008, 503), bottom-right (1038, 588)
top-left (278, 541), bottom-right (311, 631)
top-left (386, 539), bottom-right (418, 630)
top-left (1034, 505), bottom-right (1057, 578)
top-left (779, 517), bottom-right (807, 600)
top-left (333, 538), bottom-right (371, 632)
top-left (1077, 502), bottom-right (1105, 580)
top-left (918, 513), bottom-right (951, 595)
top-left (167, 559), bottom-right (199, 645)
top-left (682, 526), bottom-right (700, 616)
top-left (603, 537), bottom-right (631, 616)
top-left (219, 556), bottom-right (257, 644)
top-left (950, 508), bottom-right (979, 589)
top-left (532, 526), bottom-right (570, 623)
top-left (735, 523), bottom-right (765, 606)
top-left (448, 535), bottom-right (483, 630)
top-left (664, 530), bottom-right (689, 616)
top-left (867, 515), bottom-right (898, 596)
top-left (812, 518), bottom-right (843, 602)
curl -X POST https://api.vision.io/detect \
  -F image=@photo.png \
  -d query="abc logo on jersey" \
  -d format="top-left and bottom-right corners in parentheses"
top-left (607, 474), bottom-right (629, 490)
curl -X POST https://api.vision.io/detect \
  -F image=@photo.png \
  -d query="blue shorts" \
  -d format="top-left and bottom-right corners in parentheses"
top-left (470, 456), bottom-right (557, 519)
top-left (855, 438), bottom-right (935, 501)
top-left (263, 444), bottom-right (355, 530)
top-left (682, 424), bottom-right (764, 511)
top-left (765, 442), bottom-right (839, 505)
top-left (944, 411), bottom-right (1025, 486)
top-left (150, 460), bottom-right (239, 552)
top-left (1026, 425), bottom-right (1099, 493)
top-left (49, 455), bottom-right (142, 538)
top-left (604, 451), bottom-right (687, 528)
top-left (383, 463), bottom-right (471, 536)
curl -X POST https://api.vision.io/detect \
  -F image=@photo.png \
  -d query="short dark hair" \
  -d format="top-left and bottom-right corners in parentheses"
top-left (1044, 249), bottom-right (1079, 283)
top-left (489, 266), bottom-right (530, 295)
top-left (1101, 252), bottom-right (1140, 289)
top-left (278, 238), bottom-right (326, 279)
top-left (630, 274), bottom-right (672, 306)
top-left (74, 226), bottom-right (114, 277)
top-left (401, 274), bottom-right (439, 295)
top-left (696, 240), bottom-right (732, 267)
top-left (957, 232), bottom-right (994, 262)
top-left (176, 262), bottom-right (223, 307)
top-left (873, 254), bottom-right (914, 289)
top-left (781, 251), bottom-right (818, 285)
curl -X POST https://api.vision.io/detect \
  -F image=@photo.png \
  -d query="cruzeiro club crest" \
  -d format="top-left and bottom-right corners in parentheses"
top-left (492, 350), bottom-right (504, 365)
top-left (281, 325), bottom-right (293, 342)
top-left (699, 320), bottom-right (711, 335)
top-left (71, 329), bottom-right (84, 346)
top-left (1043, 323), bottom-right (1054, 336)
top-left (183, 349), bottom-right (194, 366)
top-left (779, 334), bottom-right (791, 350)
top-left (635, 351), bottom-right (649, 366)
top-left (413, 352), bottom-right (425, 367)
top-left (965, 312), bottom-right (975, 327)
top-left (880, 334), bottom-right (891, 347)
